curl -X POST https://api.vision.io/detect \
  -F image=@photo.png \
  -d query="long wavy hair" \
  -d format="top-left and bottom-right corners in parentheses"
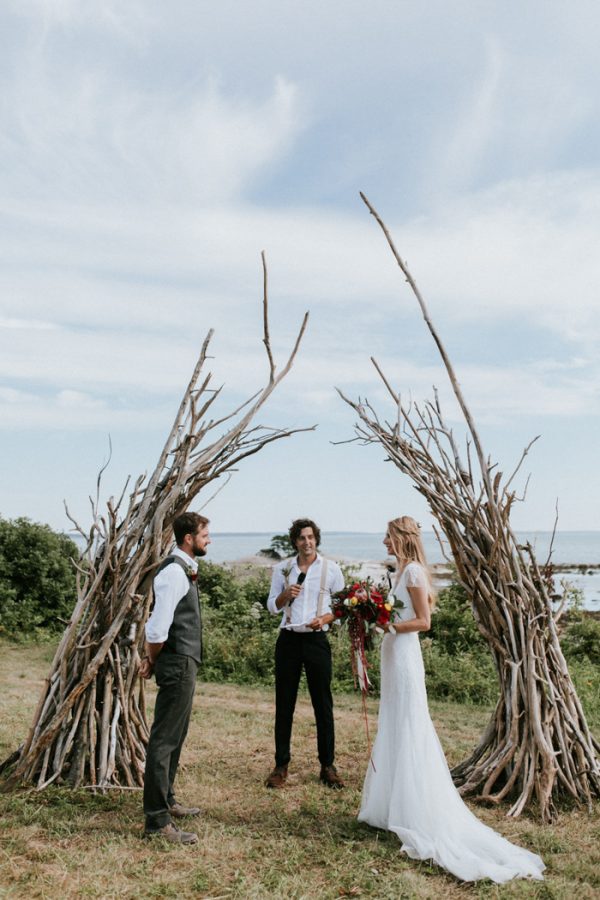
top-left (387, 516), bottom-right (436, 607)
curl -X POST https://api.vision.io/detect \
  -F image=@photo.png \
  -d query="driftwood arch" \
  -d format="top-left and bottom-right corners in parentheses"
top-left (1, 254), bottom-right (311, 791)
top-left (339, 194), bottom-right (600, 822)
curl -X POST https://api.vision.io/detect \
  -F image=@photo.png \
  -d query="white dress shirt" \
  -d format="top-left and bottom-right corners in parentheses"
top-left (145, 546), bottom-right (198, 644)
top-left (267, 553), bottom-right (344, 632)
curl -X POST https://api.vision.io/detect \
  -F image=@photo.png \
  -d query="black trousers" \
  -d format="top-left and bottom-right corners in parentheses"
top-left (274, 629), bottom-right (335, 768)
top-left (143, 651), bottom-right (198, 830)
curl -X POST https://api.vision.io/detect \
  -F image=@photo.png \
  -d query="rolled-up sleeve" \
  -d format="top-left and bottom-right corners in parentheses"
top-left (330, 563), bottom-right (344, 595)
top-left (145, 564), bottom-right (189, 643)
top-left (267, 566), bottom-right (286, 616)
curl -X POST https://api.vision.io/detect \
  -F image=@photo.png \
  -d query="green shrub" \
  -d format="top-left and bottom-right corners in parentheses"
top-left (421, 638), bottom-right (497, 704)
top-left (561, 613), bottom-right (600, 666)
top-left (259, 533), bottom-right (294, 559)
top-left (0, 517), bottom-right (78, 636)
top-left (198, 560), bottom-right (279, 685)
top-left (428, 580), bottom-right (486, 654)
top-left (568, 658), bottom-right (600, 729)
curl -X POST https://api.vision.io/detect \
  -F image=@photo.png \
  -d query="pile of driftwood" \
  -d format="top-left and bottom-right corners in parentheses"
top-left (340, 195), bottom-right (600, 822)
top-left (1, 256), bottom-right (310, 791)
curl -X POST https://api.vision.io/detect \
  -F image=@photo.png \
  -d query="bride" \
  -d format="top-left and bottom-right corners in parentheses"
top-left (358, 516), bottom-right (545, 883)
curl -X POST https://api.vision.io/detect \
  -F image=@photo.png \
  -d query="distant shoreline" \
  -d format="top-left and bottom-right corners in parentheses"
top-left (223, 554), bottom-right (600, 612)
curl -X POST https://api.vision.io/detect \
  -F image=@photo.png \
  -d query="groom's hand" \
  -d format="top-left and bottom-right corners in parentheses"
top-left (308, 614), bottom-right (332, 630)
top-left (139, 657), bottom-right (154, 680)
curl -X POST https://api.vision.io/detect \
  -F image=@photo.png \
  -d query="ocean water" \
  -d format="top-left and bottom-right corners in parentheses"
top-left (207, 531), bottom-right (600, 566)
top-left (207, 531), bottom-right (600, 610)
top-left (66, 530), bottom-right (600, 609)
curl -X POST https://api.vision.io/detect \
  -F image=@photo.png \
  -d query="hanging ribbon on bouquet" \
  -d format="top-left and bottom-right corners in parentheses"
top-left (332, 580), bottom-right (395, 771)
top-left (348, 614), bottom-right (375, 768)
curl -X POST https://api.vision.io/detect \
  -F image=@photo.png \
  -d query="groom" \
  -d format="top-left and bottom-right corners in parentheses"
top-left (140, 512), bottom-right (210, 844)
top-left (265, 518), bottom-right (345, 789)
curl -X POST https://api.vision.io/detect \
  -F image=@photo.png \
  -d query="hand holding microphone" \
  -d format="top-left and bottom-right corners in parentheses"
top-left (288, 571), bottom-right (306, 604)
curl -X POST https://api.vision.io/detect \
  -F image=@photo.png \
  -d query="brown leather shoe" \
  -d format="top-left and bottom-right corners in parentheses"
top-left (320, 765), bottom-right (344, 789)
top-left (169, 802), bottom-right (201, 818)
top-left (265, 765), bottom-right (288, 788)
top-left (144, 822), bottom-right (198, 844)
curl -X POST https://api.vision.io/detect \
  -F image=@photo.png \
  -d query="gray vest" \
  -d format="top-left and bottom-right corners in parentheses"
top-left (157, 555), bottom-right (202, 664)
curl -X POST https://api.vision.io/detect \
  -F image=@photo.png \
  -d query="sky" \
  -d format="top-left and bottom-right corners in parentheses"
top-left (1, 0), bottom-right (599, 536)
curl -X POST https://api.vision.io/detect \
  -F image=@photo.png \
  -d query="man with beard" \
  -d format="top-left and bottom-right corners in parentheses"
top-left (140, 512), bottom-right (210, 844)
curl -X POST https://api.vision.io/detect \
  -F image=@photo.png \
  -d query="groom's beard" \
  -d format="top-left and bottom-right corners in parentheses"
top-left (195, 548), bottom-right (208, 557)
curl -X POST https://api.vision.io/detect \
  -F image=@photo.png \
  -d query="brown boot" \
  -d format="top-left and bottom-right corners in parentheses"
top-left (144, 822), bottom-right (198, 844)
top-left (320, 765), bottom-right (344, 789)
top-left (169, 802), bottom-right (201, 818)
top-left (265, 765), bottom-right (288, 788)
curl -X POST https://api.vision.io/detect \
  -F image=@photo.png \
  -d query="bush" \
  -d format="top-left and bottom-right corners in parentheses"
top-left (561, 613), bottom-right (600, 667)
top-left (198, 560), bottom-right (279, 685)
top-left (0, 517), bottom-right (78, 636)
top-left (259, 533), bottom-right (294, 559)
top-left (421, 638), bottom-right (497, 704)
top-left (568, 658), bottom-right (600, 729)
top-left (427, 581), bottom-right (486, 655)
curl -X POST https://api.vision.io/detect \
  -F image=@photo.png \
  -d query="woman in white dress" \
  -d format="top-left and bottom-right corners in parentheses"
top-left (358, 516), bottom-right (545, 883)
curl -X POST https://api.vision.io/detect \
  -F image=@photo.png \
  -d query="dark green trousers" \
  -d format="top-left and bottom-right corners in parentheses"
top-left (143, 651), bottom-right (198, 830)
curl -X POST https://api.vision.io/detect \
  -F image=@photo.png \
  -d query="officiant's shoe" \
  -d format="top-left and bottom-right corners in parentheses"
top-left (169, 802), bottom-right (201, 818)
top-left (320, 765), bottom-right (344, 789)
top-left (144, 823), bottom-right (198, 845)
top-left (265, 765), bottom-right (288, 788)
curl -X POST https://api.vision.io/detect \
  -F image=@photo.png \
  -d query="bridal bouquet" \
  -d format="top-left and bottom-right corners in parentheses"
top-left (332, 580), bottom-right (393, 694)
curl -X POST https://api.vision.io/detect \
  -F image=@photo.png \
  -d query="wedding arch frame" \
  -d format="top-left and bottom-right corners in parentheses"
top-left (338, 193), bottom-right (600, 822)
top-left (0, 253), bottom-right (312, 791)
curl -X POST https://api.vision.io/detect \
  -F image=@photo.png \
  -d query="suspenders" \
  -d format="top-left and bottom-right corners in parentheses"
top-left (284, 558), bottom-right (329, 628)
top-left (316, 559), bottom-right (329, 618)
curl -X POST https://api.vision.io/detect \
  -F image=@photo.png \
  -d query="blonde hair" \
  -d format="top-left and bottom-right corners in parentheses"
top-left (387, 516), bottom-right (436, 607)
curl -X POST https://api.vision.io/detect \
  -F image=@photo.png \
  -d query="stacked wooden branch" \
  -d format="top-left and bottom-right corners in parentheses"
top-left (1, 255), bottom-right (311, 791)
top-left (339, 195), bottom-right (600, 822)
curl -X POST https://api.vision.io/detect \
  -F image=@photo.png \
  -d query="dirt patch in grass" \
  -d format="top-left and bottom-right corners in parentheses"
top-left (1, 639), bottom-right (599, 899)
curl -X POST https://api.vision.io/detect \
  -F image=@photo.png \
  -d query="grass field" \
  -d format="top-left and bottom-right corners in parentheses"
top-left (0, 640), bottom-right (599, 899)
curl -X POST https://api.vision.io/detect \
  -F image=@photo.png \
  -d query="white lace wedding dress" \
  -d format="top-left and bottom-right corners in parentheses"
top-left (358, 562), bottom-right (545, 883)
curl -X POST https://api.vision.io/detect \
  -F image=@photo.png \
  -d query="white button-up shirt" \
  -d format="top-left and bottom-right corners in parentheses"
top-left (267, 553), bottom-right (344, 632)
top-left (145, 546), bottom-right (198, 644)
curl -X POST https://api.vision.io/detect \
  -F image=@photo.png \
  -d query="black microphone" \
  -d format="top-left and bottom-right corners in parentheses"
top-left (289, 571), bottom-right (306, 604)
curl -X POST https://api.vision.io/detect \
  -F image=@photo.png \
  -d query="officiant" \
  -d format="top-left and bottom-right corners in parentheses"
top-left (265, 518), bottom-right (345, 789)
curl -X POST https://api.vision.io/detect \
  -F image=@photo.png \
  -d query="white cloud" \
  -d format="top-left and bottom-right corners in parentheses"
top-left (2, 1), bottom-right (600, 531)
top-left (2, 167), bottom-right (600, 431)
top-left (0, 317), bottom-right (59, 330)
